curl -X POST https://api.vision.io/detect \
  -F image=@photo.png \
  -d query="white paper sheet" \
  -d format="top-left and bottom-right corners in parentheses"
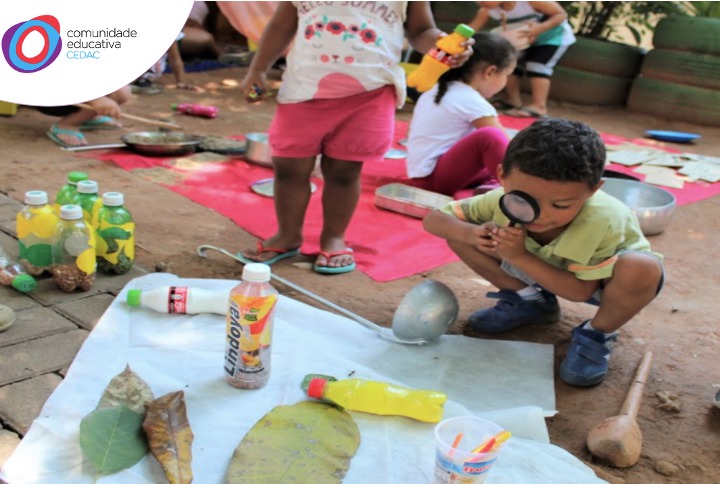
top-left (0, 274), bottom-right (605, 483)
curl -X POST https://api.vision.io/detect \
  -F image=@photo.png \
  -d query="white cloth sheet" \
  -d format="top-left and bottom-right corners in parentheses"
top-left (1, 274), bottom-right (605, 483)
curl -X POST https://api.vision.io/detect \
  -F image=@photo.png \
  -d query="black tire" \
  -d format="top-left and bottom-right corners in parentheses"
top-left (627, 77), bottom-right (720, 126)
top-left (653, 16), bottom-right (720, 55)
top-left (549, 66), bottom-right (632, 106)
top-left (559, 37), bottom-right (645, 78)
top-left (641, 48), bottom-right (720, 91)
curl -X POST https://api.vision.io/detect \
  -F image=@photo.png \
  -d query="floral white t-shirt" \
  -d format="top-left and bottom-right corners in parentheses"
top-left (278, 1), bottom-right (408, 107)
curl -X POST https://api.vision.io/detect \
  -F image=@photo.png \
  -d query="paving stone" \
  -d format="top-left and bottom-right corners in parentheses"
top-left (0, 330), bottom-right (87, 386)
top-left (0, 193), bottom-right (21, 206)
top-left (54, 293), bottom-right (115, 330)
top-left (0, 374), bottom-right (62, 435)
top-left (0, 285), bottom-right (40, 311)
top-left (0, 204), bottom-right (19, 237)
top-left (0, 306), bottom-right (77, 348)
top-left (0, 231), bottom-right (19, 259)
top-left (0, 429), bottom-right (21, 468)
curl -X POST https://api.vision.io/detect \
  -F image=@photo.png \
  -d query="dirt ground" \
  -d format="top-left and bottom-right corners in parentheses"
top-left (1, 65), bottom-right (719, 483)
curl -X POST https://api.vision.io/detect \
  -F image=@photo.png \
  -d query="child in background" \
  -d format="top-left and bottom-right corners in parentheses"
top-left (238, 2), bottom-right (473, 274)
top-left (423, 119), bottom-right (664, 386)
top-left (406, 32), bottom-right (517, 197)
top-left (469, 1), bottom-right (575, 118)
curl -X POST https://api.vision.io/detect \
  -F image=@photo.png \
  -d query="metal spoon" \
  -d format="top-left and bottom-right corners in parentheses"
top-left (197, 245), bottom-right (459, 345)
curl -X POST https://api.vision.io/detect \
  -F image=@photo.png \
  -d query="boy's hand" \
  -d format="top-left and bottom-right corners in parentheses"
top-left (491, 225), bottom-right (528, 262)
top-left (468, 221), bottom-right (500, 255)
top-left (87, 97), bottom-right (121, 118)
top-left (240, 70), bottom-right (268, 103)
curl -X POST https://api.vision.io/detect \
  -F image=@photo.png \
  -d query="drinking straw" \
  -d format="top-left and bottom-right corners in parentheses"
top-left (466, 430), bottom-right (512, 464)
top-left (448, 432), bottom-right (464, 458)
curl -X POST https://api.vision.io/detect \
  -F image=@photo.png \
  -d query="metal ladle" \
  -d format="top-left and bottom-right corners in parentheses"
top-left (197, 245), bottom-right (459, 345)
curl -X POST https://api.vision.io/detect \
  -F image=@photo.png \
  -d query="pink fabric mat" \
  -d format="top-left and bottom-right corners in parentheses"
top-left (89, 117), bottom-right (718, 282)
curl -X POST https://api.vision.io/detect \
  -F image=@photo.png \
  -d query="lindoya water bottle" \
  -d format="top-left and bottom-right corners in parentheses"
top-left (304, 375), bottom-right (448, 422)
top-left (406, 23), bottom-right (475, 93)
top-left (225, 263), bottom-right (278, 389)
top-left (125, 286), bottom-right (228, 315)
top-left (171, 103), bottom-right (219, 118)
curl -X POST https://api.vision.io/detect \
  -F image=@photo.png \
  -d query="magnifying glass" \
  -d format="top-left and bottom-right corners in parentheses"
top-left (499, 190), bottom-right (540, 226)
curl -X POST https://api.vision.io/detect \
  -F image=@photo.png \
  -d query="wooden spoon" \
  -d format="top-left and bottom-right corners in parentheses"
top-left (75, 103), bottom-right (182, 130)
top-left (586, 351), bottom-right (653, 467)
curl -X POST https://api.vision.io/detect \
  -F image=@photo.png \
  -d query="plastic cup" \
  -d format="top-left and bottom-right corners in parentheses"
top-left (433, 417), bottom-right (504, 484)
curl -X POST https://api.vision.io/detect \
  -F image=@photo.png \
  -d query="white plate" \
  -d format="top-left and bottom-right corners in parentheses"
top-left (250, 178), bottom-right (317, 198)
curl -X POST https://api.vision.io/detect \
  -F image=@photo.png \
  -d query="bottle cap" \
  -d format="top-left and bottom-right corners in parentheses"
top-left (454, 23), bottom-right (475, 38)
top-left (11, 274), bottom-right (36, 293)
top-left (25, 190), bottom-right (48, 205)
top-left (102, 192), bottom-right (124, 206)
top-left (60, 204), bottom-right (83, 220)
top-left (306, 377), bottom-right (329, 399)
top-left (126, 289), bottom-right (142, 307)
top-left (242, 263), bottom-right (271, 283)
top-left (170, 103), bottom-right (179, 110)
top-left (67, 171), bottom-right (89, 185)
top-left (77, 180), bottom-right (99, 194)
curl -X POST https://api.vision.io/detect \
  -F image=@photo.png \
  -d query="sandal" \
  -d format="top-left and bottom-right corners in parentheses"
top-left (235, 241), bottom-right (300, 266)
top-left (314, 248), bottom-right (356, 275)
top-left (46, 124), bottom-right (86, 148)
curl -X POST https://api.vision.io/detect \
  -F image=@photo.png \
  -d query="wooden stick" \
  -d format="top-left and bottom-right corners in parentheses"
top-left (620, 351), bottom-right (653, 419)
top-left (75, 103), bottom-right (182, 130)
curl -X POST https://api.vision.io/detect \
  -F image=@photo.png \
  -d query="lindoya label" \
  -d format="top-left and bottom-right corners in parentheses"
top-left (427, 46), bottom-right (452, 66)
top-left (168, 286), bottom-right (188, 313)
top-left (224, 294), bottom-right (277, 379)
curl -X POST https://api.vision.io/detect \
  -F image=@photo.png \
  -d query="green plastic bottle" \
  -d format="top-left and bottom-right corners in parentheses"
top-left (54, 171), bottom-right (88, 213)
top-left (76, 180), bottom-right (101, 224)
top-left (94, 192), bottom-right (135, 274)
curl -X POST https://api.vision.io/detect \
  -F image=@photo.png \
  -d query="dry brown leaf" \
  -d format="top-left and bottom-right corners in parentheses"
top-left (143, 391), bottom-right (194, 484)
top-left (97, 364), bottom-right (155, 415)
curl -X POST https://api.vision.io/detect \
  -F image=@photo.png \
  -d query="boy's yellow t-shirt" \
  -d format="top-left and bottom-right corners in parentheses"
top-left (438, 189), bottom-right (662, 281)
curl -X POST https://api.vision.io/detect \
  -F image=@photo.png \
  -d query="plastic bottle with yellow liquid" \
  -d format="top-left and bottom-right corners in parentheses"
top-left (76, 180), bottom-right (101, 224)
top-left (94, 192), bottom-right (135, 274)
top-left (225, 263), bottom-right (278, 389)
top-left (16, 190), bottom-right (59, 276)
top-left (51, 205), bottom-right (96, 292)
top-left (304, 374), bottom-right (447, 423)
top-left (406, 24), bottom-right (475, 93)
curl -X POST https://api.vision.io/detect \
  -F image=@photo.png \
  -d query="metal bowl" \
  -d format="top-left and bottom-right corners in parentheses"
top-left (600, 178), bottom-right (676, 236)
top-left (244, 132), bottom-right (273, 167)
top-left (121, 131), bottom-right (204, 156)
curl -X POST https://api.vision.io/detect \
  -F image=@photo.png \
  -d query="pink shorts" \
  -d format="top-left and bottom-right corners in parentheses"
top-left (268, 85), bottom-right (396, 163)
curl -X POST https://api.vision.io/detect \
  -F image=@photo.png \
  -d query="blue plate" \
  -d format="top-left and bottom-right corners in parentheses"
top-left (645, 130), bottom-right (701, 143)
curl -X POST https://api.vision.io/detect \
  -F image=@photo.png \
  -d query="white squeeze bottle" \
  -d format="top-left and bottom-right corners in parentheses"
top-left (224, 263), bottom-right (278, 389)
top-left (125, 286), bottom-right (228, 315)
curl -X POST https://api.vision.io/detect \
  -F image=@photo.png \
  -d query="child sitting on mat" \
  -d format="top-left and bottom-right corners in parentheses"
top-left (424, 119), bottom-right (664, 387)
top-left (406, 32), bottom-right (517, 197)
top-left (237, 1), bottom-right (473, 274)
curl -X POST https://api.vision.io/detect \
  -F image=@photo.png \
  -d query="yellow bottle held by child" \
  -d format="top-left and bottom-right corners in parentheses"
top-left (407, 24), bottom-right (475, 93)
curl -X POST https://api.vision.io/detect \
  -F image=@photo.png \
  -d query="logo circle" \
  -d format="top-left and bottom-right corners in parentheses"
top-left (2, 15), bottom-right (62, 73)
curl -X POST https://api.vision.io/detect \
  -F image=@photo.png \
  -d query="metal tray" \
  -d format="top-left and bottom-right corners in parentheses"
top-left (121, 132), bottom-right (204, 156)
top-left (374, 183), bottom-right (453, 219)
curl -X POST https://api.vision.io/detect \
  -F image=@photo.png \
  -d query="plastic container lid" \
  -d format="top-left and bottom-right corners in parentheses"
top-left (25, 190), bottom-right (48, 205)
top-left (454, 23), bottom-right (475, 38)
top-left (170, 103), bottom-right (180, 110)
top-left (242, 263), bottom-right (271, 282)
top-left (102, 192), bottom-right (124, 206)
top-left (306, 377), bottom-right (328, 399)
top-left (77, 180), bottom-right (99, 194)
top-left (67, 171), bottom-right (89, 184)
top-left (126, 289), bottom-right (142, 307)
top-left (60, 204), bottom-right (83, 220)
top-left (12, 274), bottom-right (36, 293)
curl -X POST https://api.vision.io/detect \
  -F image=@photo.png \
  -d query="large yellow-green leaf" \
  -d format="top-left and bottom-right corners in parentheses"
top-left (227, 401), bottom-right (360, 484)
top-left (79, 405), bottom-right (148, 475)
top-left (143, 391), bottom-right (194, 484)
top-left (97, 364), bottom-right (155, 415)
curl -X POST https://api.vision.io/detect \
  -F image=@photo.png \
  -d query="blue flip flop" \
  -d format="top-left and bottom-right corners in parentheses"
top-left (314, 248), bottom-right (356, 275)
top-left (80, 115), bottom-right (121, 131)
top-left (235, 241), bottom-right (300, 266)
top-left (46, 124), bottom-right (86, 148)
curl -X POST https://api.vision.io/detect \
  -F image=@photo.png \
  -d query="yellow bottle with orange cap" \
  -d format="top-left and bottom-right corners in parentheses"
top-left (406, 24), bottom-right (475, 93)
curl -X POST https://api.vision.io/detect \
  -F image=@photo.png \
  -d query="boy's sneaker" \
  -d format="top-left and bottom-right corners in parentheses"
top-left (468, 289), bottom-right (560, 333)
top-left (560, 321), bottom-right (618, 387)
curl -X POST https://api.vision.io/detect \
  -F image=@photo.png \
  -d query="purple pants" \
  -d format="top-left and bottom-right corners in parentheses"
top-left (410, 126), bottom-right (509, 196)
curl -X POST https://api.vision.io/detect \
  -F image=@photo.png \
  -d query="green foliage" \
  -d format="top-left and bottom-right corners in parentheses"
top-left (563, 1), bottom-right (693, 44)
top-left (688, 1), bottom-right (720, 18)
top-left (79, 405), bottom-right (148, 475)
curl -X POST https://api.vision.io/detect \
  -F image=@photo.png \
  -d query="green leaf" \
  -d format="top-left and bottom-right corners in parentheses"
top-left (99, 227), bottom-right (131, 241)
top-left (227, 401), bottom-right (360, 483)
top-left (79, 405), bottom-right (149, 475)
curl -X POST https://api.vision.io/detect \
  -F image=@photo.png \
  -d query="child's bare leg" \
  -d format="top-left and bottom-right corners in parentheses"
top-left (447, 239), bottom-right (526, 291)
top-left (591, 253), bottom-right (663, 332)
top-left (525, 76), bottom-right (551, 115)
top-left (315, 156), bottom-right (362, 269)
top-left (54, 110), bottom-right (96, 146)
top-left (503, 74), bottom-right (523, 108)
top-left (241, 156), bottom-right (315, 261)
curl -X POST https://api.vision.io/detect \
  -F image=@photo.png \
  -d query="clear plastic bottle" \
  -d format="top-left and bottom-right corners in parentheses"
top-left (406, 23), bottom-right (475, 93)
top-left (16, 190), bottom-right (59, 275)
top-left (0, 243), bottom-right (36, 293)
top-left (171, 103), bottom-right (219, 118)
top-left (225, 263), bottom-right (278, 389)
top-left (93, 192), bottom-right (135, 274)
top-left (305, 376), bottom-right (447, 423)
top-left (51, 205), bottom-right (96, 292)
top-left (76, 180), bottom-right (101, 224)
top-left (54, 171), bottom-right (88, 213)
top-left (126, 286), bottom-right (228, 315)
